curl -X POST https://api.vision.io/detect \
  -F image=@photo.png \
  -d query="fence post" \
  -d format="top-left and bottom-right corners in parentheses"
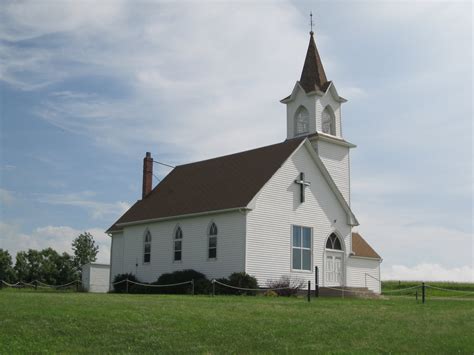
top-left (34, 280), bottom-right (38, 291)
top-left (126, 279), bottom-right (129, 294)
top-left (416, 290), bottom-right (418, 302)
top-left (76, 280), bottom-right (79, 292)
top-left (191, 279), bottom-right (195, 296)
top-left (212, 279), bottom-right (215, 297)
top-left (315, 266), bottom-right (319, 298)
top-left (307, 280), bottom-right (311, 302)
top-left (422, 282), bottom-right (425, 304)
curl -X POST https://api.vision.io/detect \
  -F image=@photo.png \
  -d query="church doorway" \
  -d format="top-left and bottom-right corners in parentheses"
top-left (324, 233), bottom-right (344, 287)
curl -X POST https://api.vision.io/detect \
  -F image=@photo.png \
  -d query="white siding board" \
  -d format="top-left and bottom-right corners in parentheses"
top-left (317, 140), bottom-right (350, 204)
top-left (347, 257), bottom-right (381, 294)
top-left (110, 232), bottom-right (124, 285)
top-left (114, 212), bottom-right (246, 283)
top-left (82, 263), bottom-right (110, 293)
top-left (246, 144), bottom-right (352, 288)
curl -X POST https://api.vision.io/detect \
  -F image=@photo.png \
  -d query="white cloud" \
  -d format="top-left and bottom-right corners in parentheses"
top-left (0, 222), bottom-right (110, 264)
top-left (35, 191), bottom-right (130, 220)
top-left (382, 263), bottom-right (474, 282)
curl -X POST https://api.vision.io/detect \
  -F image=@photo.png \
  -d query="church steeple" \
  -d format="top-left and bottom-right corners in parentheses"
top-left (299, 32), bottom-right (330, 93)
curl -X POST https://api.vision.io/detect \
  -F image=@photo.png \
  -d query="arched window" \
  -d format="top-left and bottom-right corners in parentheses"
top-left (144, 230), bottom-right (152, 263)
top-left (322, 106), bottom-right (336, 135)
top-left (208, 222), bottom-right (218, 259)
top-left (174, 226), bottom-right (183, 261)
top-left (326, 233), bottom-right (342, 250)
top-left (295, 106), bottom-right (309, 135)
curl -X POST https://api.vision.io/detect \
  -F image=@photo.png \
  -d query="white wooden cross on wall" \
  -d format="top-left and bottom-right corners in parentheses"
top-left (295, 172), bottom-right (311, 203)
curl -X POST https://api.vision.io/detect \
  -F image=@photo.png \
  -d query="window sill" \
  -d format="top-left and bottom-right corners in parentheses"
top-left (291, 268), bottom-right (313, 274)
top-left (173, 260), bottom-right (182, 264)
top-left (207, 258), bottom-right (217, 262)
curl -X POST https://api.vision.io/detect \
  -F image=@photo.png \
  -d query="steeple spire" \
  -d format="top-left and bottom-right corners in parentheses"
top-left (299, 29), bottom-right (330, 93)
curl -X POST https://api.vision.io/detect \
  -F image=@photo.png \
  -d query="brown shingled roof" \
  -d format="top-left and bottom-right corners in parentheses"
top-left (107, 138), bottom-right (305, 232)
top-left (351, 232), bottom-right (381, 259)
top-left (299, 33), bottom-right (330, 93)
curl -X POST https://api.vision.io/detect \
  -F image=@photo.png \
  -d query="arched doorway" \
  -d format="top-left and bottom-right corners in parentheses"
top-left (324, 233), bottom-right (344, 286)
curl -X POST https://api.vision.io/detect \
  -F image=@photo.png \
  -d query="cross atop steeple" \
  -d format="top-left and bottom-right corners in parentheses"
top-left (310, 12), bottom-right (314, 35)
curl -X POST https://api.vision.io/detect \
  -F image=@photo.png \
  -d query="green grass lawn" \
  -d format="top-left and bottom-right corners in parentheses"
top-left (382, 280), bottom-right (474, 298)
top-left (0, 290), bottom-right (473, 354)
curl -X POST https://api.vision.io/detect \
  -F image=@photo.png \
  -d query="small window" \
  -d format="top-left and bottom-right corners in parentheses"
top-left (208, 222), bottom-right (218, 259)
top-left (144, 230), bottom-right (152, 263)
top-left (295, 106), bottom-right (309, 135)
top-left (174, 226), bottom-right (183, 261)
top-left (322, 106), bottom-right (336, 135)
top-left (292, 225), bottom-right (312, 271)
top-left (326, 233), bottom-right (342, 250)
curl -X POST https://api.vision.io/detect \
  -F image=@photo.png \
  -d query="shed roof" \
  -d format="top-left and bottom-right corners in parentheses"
top-left (351, 232), bottom-right (381, 259)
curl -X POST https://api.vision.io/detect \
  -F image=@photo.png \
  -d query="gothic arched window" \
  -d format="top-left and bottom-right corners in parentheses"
top-left (144, 230), bottom-right (152, 263)
top-left (322, 106), bottom-right (336, 135)
top-left (326, 233), bottom-right (342, 250)
top-left (208, 222), bottom-right (218, 259)
top-left (295, 106), bottom-right (309, 135)
top-left (174, 226), bottom-right (183, 261)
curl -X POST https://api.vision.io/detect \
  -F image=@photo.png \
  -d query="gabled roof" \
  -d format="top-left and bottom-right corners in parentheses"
top-left (107, 138), bottom-right (305, 232)
top-left (299, 32), bottom-right (331, 93)
top-left (351, 232), bottom-right (381, 260)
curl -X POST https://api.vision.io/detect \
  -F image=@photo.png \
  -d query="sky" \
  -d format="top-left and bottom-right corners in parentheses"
top-left (0, 0), bottom-right (472, 282)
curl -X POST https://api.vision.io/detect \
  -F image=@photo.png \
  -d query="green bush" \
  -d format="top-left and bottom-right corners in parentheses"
top-left (155, 269), bottom-right (207, 294)
top-left (215, 272), bottom-right (259, 295)
top-left (112, 273), bottom-right (139, 293)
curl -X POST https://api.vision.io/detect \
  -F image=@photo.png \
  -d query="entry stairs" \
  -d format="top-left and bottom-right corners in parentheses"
top-left (318, 286), bottom-right (380, 299)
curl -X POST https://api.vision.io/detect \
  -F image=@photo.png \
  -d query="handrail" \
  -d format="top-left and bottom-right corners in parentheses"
top-left (364, 273), bottom-right (380, 287)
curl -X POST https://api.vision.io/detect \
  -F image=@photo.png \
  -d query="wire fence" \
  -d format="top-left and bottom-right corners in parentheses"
top-left (2, 279), bottom-right (473, 302)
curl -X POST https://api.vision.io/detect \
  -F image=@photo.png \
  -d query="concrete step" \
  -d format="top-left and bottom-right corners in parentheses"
top-left (318, 286), bottom-right (380, 299)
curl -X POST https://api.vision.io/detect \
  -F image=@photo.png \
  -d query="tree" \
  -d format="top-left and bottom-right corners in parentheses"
top-left (0, 249), bottom-right (16, 282)
top-left (72, 232), bottom-right (99, 273)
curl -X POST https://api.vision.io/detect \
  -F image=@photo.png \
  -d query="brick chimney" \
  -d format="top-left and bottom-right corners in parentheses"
top-left (142, 152), bottom-right (153, 199)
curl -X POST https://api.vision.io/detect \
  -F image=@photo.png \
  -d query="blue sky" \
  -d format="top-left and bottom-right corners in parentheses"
top-left (0, 0), bottom-right (472, 281)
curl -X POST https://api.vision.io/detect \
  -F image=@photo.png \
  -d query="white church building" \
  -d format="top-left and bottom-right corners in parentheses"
top-left (107, 31), bottom-right (382, 293)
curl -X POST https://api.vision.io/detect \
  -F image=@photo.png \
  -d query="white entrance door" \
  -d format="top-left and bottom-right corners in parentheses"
top-left (325, 253), bottom-right (343, 286)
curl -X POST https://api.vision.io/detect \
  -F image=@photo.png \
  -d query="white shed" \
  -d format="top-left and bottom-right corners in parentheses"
top-left (82, 263), bottom-right (110, 293)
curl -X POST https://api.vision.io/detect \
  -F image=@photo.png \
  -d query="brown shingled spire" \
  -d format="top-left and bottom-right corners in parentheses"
top-left (299, 32), bottom-right (330, 93)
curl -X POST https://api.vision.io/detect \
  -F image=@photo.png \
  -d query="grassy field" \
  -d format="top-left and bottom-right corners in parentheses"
top-left (382, 280), bottom-right (474, 298)
top-left (0, 290), bottom-right (473, 353)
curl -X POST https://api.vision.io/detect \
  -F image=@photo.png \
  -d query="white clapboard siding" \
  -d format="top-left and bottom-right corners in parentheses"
top-left (246, 143), bottom-right (351, 288)
top-left (346, 257), bottom-right (381, 294)
top-left (112, 211), bottom-right (246, 283)
top-left (110, 232), bottom-right (124, 285)
top-left (82, 263), bottom-right (110, 293)
top-left (317, 140), bottom-right (350, 204)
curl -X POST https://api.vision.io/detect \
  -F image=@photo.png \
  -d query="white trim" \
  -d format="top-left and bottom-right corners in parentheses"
top-left (349, 255), bottom-right (382, 261)
top-left (114, 207), bottom-right (250, 230)
top-left (308, 133), bottom-right (356, 148)
top-left (290, 225), bottom-right (313, 273)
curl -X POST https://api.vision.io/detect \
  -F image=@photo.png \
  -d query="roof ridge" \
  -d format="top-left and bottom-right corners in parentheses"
top-left (176, 137), bottom-right (305, 169)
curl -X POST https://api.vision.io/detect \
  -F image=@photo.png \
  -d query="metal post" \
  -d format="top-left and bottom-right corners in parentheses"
top-left (315, 266), bottom-right (319, 298)
top-left (307, 280), bottom-right (311, 302)
top-left (34, 280), bottom-right (38, 291)
top-left (76, 280), bottom-right (79, 292)
top-left (212, 280), bottom-right (215, 297)
top-left (126, 279), bottom-right (129, 293)
top-left (191, 279), bottom-right (195, 296)
top-left (422, 282), bottom-right (425, 304)
top-left (416, 290), bottom-right (418, 302)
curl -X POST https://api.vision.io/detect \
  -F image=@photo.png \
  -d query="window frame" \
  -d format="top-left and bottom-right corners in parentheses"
top-left (207, 222), bottom-right (218, 260)
top-left (173, 226), bottom-right (183, 262)
top-left (143, 229), bottom-right (152, 264)
top-left (321, 106), bottom-right (336, 136)
top-left (325, 233), bottom-right (343, 251)
top-left (291, 225), bottom-right (313, 273)
top-left (294, 106), bottom-right (310, 136)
